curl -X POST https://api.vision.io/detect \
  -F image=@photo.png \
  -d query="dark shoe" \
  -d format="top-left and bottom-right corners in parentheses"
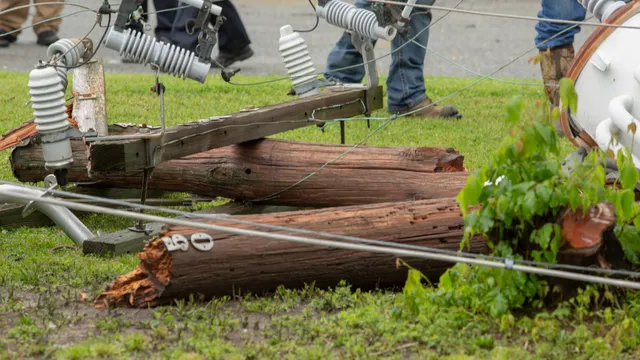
top-left (0, 29), bottom-right (17, 48)
top-left (36, 31), bottom-right (59, 46)
top-left (211, 46), bottom-right (254, 68)
top-left (397, 97), bottom-right (462, 119)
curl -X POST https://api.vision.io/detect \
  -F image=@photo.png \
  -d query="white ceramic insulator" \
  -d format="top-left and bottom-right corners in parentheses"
top-left (46, 38), bottom-right (87, 91)
top-left (580, 0), bottom-right (626, 22)
top-left (28, 66), bottom-right (73, 170)
top-left (279, 25), bottom-right (319, 97)
top-left (595, 118), bottom-right (640, 164)
top-left (103, 28), bottom-right (210, 83)
top-left (317, 0), bottom-right (397, 41)
top-left (608, 95), bottom-right (640, 144)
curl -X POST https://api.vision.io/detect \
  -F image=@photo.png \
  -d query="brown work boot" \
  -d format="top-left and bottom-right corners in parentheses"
top-left (397, 97), bottom-right (462, 119)
top-left (539, 44), bottom-right (575, 135)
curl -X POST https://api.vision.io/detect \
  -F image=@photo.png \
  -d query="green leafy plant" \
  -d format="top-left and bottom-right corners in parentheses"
top-left (402, 78), bottom-right (640, 318)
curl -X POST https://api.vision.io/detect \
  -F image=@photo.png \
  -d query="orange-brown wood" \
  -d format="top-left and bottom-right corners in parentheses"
top-left (94, 198), bottom-right (487, 308)
top-left (12, 138), bottom-right (469, 207)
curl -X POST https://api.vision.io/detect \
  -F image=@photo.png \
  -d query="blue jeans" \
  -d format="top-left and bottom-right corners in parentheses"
top-left (324, 0), bottom-right (434, 113)
top-left (535, 0), bottom-right (586, 50)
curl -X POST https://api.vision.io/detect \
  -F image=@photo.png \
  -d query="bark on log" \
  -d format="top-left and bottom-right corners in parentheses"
top-left (12, 138), bottom-right (469, 207)
top-left (95, 198), bottom-right (486, 308)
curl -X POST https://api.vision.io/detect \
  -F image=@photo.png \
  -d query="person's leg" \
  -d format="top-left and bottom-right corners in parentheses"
top-left (536, 0), bottom-right (586, 134)
top-left (535, 0), bottom-right (586, 51)
top-left (388, 0), bottom-right (460, 118)
top-left (211, 0), bottom-right (253, 67)
top-left (386, 0), bottom-right (429, 113)
top-left (0, 0), bottom-right (30, 47)
top-left (153, 0), bottom-right (179, 41)
top-left (33, 0), bottom-right (63, 45)
top-left (323, 0), bottom-right (458, 118)
top-left (171, 4), bottom-right (199, 52)
top-left (323, 0), bottom-right (371, 84)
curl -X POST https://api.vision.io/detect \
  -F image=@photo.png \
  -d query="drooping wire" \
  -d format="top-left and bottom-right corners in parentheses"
top-left (49, 12), bottom-right (112, 70)
top-left (371, 0), bottom-right (640, 30)
top-left (293, 0), bottom-right (320, 33)
top-left (1, 179), bottom-right (639, 279)
top-left (422, 45), bottom-right (554, 87)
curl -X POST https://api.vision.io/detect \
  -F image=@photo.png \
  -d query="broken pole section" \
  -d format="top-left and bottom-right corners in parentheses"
top-left (95, 197), bottom-right (485, 308)
top-left (72, 59), bottom-right (108, 136)
top-left (12, 138), bottom-right (469, 207)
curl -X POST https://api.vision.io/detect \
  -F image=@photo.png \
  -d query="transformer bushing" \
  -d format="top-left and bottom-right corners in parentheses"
top-left (103, 27), bottom-right (211, 83)
top-left (279, 25), bottom-right (320, 98)
top-left (28, 66), bottom-right (73, 185)
top-left (562, 0), bottom-right (640, 167)
top-left (579, 0), bottom-right (626, 22)
top-left (316, 0), bottom-right (397, 41)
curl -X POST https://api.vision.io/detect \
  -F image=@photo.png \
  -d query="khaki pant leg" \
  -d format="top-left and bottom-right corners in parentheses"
top-left (32, 0), bottom-right (63, 34)
top-left (0, 0), bottom-right (29, 34)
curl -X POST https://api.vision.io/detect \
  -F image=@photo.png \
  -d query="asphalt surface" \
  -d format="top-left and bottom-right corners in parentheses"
top-left (0, 0), bottom-right (597, 79)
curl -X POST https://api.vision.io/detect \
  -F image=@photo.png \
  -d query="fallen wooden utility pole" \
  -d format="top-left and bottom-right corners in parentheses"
top-left (12, 138), bottom-right (469, 207)
top-left (93, 199), bottom-right (627, 308)
top-left (95, 197), bottom-right (484, 308)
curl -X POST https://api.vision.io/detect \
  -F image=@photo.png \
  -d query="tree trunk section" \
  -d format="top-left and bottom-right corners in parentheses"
top-left (95, 198), bottom-right (486, 308)
top-left (12, 138), bottom-right (469, 207)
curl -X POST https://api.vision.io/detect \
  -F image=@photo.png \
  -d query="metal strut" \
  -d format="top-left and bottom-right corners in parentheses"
top-left (339, 33), bottom-right (379, 142)
top-left (130, 67), bottom-right (165, 234)
top-left (186, 0), bottom-right (225, 63)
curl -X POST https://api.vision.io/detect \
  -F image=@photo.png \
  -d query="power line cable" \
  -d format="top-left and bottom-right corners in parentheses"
top-left (370, 0), bottom-right (640, 29)
top-left (2, 184), bottom-right (640, 290)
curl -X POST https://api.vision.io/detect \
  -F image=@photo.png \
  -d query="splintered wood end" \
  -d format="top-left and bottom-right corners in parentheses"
top-left (94, 239), bottom-right (171, 309)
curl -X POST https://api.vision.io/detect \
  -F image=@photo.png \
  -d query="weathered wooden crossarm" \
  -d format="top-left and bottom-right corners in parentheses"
top-left (87, 86), bottom-right (383, 174)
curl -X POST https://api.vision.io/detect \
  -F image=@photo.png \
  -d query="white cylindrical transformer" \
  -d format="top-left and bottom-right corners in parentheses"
top-left (279, 25), bottom-right (320, 97)
top-left (28, 66), bottom-right (73, 170)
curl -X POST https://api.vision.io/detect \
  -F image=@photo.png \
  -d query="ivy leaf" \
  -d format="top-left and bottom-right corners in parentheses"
top-left (617, 226), bottom-right (640, 265)
top-left (620, 162), bottom-right (639, 190)
top-left (521, 190), bottom-right (537, 218)
top-left (620, 190), bottom-right (635, 220)
top-left (505, 96), bottom-right (524, 125)
top-left (559, 78), bottom-right (578, 113)
top-left (477, 209), bottom-right (495, 234)
top-left (439, 271), bottom-right (454, 291)
top-left (534, 122), bottom-right (553, 145)
top-left (551, 107), bottom-right (560, 121)
top-left (457, 172), bottom-right (486, 215)
top-left (489, 293), bottom-right (509, 317)
top-left (534, 223), bottom-right (554, 250)
top-left (535, 184), bottom-right (552, 206)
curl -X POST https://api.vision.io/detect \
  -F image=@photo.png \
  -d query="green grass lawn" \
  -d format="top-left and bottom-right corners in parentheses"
top-left (0, 71), bottom-right (637, 359)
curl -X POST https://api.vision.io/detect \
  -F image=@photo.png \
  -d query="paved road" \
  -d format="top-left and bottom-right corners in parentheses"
top-left (0, 0), bottom-right (597, 79)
